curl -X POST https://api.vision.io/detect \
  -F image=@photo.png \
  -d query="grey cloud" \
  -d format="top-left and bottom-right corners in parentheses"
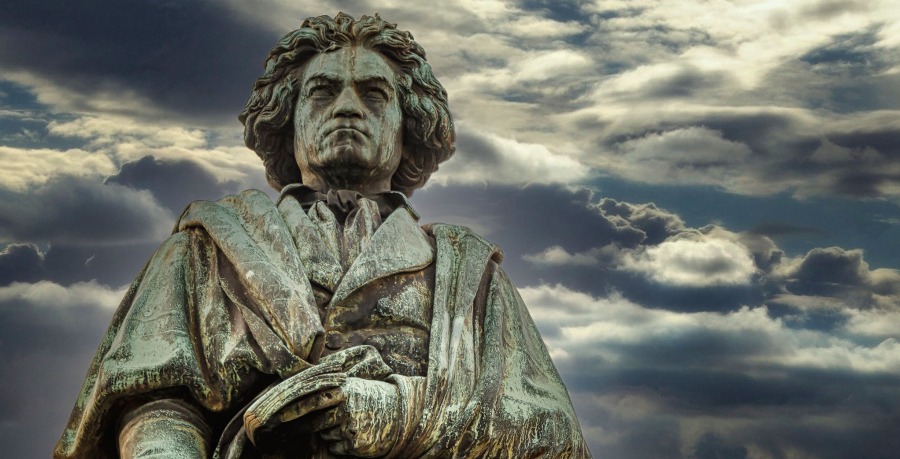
top-left (0, 280), bottom-right (120, 456)
top-left (726, 230), bottom-right (784, 274)
top-left (513, 190), bottom-right (898, 319)
top-left (0, 243), bottom-right (45, 285)
top-left (642, 67), bottom-right (734, 100)
top-left (800, 28), bottom-right (885, 70)
top-left (771, 246), bottom-right (898, 317)
top-left (0, 0), bottom-right (278, 125)
top-left (587, 15), bottom-right (715, 71)
top-left (788, 247), bottom-right (870, 286)
top-left (0, 175), bottom-right (173, 246)
top-left (691, 433), bottom-right (748, 459)
top-left (596, 106), bottom-right (900, 199)
top-left (0, 156), bottom-right (261, 287)
top-left (597, 198), bottom-right (687, 245)
top-left (798, 0), bottom-right (874, 20)
top-left (516, 0), bottom-right (586, 23)
top-left (540, 281), bottom-right (900, 458)
top-left (567, 20), bottom-right (900, 200)
top-left (105, 155), bottom-right (242, 214)
top-left (39, 242), bottom-right (159, 287)
top-left (417, 183), bottom-right (647, 252)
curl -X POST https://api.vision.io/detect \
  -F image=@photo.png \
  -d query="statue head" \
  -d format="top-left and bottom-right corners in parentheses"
top-left (240, 13), bottom-right (455, 196)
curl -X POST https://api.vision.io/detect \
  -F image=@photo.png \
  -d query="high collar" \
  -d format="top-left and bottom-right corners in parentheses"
top-left (277, 183), bottom-right (419, 221)
top-left (276, 185), bottom-right (434, 302)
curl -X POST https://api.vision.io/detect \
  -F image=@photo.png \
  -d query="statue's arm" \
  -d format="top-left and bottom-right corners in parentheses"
top-left (118, 399), bottom-right (211, 459)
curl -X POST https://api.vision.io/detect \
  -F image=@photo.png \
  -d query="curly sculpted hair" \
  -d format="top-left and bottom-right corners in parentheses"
top-left (239, 13), bottom-right (456, 196)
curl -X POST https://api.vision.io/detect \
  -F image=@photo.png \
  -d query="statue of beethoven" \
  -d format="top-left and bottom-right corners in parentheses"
top-left (54, 13), bottom-right (590, 458)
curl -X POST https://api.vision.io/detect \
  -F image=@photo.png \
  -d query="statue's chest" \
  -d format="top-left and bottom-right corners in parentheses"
top-left (312, 263), bottom-right (434, 377)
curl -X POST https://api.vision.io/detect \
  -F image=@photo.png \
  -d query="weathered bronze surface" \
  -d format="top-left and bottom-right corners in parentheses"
top-left (55, 13), bottom-right (590, 458)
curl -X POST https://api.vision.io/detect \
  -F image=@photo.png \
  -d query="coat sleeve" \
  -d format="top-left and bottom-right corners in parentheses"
top-left (389, 224), bottom-right (591, 458)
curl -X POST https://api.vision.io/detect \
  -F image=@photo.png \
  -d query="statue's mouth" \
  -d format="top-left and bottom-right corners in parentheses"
top-left (325, 124), bottom-right (369, 138)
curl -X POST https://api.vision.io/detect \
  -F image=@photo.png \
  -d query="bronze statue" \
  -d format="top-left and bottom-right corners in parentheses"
top-left (55, 13), bottom-right (590, 458)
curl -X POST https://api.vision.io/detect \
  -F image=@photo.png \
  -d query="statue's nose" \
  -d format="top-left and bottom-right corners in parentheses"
top-left (332, 86), bottom-right (364, 118)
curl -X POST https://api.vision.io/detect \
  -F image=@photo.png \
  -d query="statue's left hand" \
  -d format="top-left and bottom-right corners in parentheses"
top-left (304, 376), bottom-right (401, 457)
top-left (243, 346), bottom-right (400, 456)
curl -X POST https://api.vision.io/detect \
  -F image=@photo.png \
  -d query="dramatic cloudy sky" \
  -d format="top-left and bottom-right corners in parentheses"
top-left (2, 1), bottom-right (899, 457)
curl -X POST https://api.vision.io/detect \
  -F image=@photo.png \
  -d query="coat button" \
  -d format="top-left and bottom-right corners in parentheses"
top-left (325, 332), bottom-right (344, 350)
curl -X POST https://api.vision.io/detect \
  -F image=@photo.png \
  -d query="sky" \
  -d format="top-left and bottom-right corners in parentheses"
top-left (1, 1), bottom-right (899, 457)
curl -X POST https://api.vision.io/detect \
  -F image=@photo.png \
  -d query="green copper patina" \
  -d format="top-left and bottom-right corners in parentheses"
top-left (55, 13), bottom-right (590, 458)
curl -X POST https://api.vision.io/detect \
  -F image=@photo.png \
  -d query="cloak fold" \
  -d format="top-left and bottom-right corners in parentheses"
top-left (54, 190), bottom-right (325, 459)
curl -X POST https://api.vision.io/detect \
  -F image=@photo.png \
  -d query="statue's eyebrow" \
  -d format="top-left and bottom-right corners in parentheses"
top-left (303, 73), bottom-right (342, 87)
top-left (303, 73), bottom-right (393, 89)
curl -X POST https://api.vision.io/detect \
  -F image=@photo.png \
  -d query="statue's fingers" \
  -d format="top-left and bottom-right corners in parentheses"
top-left (307, 406), bottom-right (343, 433)
top-left (319, 345), bottom-right (375, 372)
top-left (244, 372), bottom-right (346, 445)
top-left (318, 425), bottom-right (344, 441)
top-left (345, 352), bottom-right (391, 379)
top-left (329, 344), bottom-right (391, 379)
top-left (326, 438), bottom-right (352, 456)
top-left (277, 388), bottom-right (346, 424)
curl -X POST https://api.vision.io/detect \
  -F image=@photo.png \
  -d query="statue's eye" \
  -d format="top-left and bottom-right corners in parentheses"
top-left (363, 87), bottom-right (389, 102)
top-left (309, 85), bottom-right (334, 98)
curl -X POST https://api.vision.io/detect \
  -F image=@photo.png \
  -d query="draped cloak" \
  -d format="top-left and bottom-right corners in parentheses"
top-left (54, 189), bottom-right (590, 458)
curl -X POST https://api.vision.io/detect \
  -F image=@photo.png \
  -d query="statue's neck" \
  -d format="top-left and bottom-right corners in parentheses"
top-left (302, 170), bottom-right (392, 196)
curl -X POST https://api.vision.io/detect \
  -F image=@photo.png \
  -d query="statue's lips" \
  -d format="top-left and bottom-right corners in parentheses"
top-left (324, 125), bottom-right (369, 138)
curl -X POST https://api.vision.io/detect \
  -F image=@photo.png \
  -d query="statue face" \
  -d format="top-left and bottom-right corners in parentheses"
top-left (293, 47), bottom-right (404, 193)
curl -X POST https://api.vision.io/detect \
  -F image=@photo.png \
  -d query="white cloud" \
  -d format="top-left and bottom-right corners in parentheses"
top-left (605, 126), bottom-right (755, 189)
top-left (524, 245), bottom-right (602, 266)
top-left (515, 50), bottom-right (593, 82)
top-left (522, 283), bottom-right (900, 373)
top-left (48, 116), bottom-right (208, 149)
top-left (2, 70), bottom-right (172, 122)
top-left (0, 280), bottom-right (124, 311)
top-left (502, 15), bottom-right (588, 39)
top-left (624, 236), bottom-right (757, 287)
top-left (0, 146), bottom-right (118, 191)
top-left (844, 309), bottom-right (900, 339)
top-left (433, 127), bottom-right (589, 186)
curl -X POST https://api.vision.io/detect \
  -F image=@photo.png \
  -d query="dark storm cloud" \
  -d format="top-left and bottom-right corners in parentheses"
top-left (534, 280), bottom-right (900, 458)
top-left (0, 0), bottom-right (278, 125)
top-left (642, 66), bottom-right (734, 100)
top-left (770, 246), bottom-right (900, 318)
top-left (0, 156), bottom-right (256, 288)
top-left (788, 247), bottom-right (870, 286)
top-left (564, 16), bottom-right (900, 201)
top-left (105, 155), bottom-right (241, 213)
top-left (0, 175), bottom-right (173, 245)
top-left (0, 243), bottom-right (45, 285)
top-left (597, 198), bottom-right (686, 245)
top-left (414, 183), bottom-right (645, 287)
top-left (517, 0), bottom-right (586, 23)
top-left (417, 183), bottom-right (646, 254)
top-left (416, 184), bottom-right (768, 313)
top-left (0, 280), bottom-right (120, 457)
top-left (487, 185), bottom-right (899, 319)
top-left (38, 242), bottom-right (159, 287)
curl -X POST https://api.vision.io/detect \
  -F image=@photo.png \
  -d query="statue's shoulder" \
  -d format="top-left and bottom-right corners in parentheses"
top-left (422, 222), bottom-right (504, 264)
top-left (175, 189), bottom-right (281, 233)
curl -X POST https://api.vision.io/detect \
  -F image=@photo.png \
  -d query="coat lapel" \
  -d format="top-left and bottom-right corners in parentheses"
top-left (330, 207), bottom-right (434, 306)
